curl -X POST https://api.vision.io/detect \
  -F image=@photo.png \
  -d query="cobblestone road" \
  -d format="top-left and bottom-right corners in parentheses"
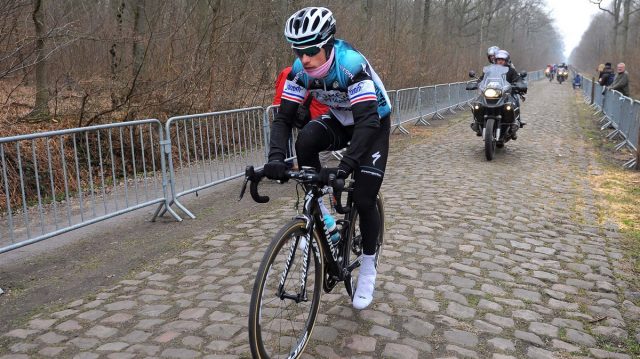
top-left (2, 80), bottom-right (639, 359)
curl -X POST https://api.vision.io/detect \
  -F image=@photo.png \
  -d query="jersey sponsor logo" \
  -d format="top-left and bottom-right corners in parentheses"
top-left (285, 81), bottom-right (303, 93)
top-left (282, 79), bottom-right (305, 103)
top-left (340, 65), bottom-right (354, 80)
top-left (348, 80), bottom-right (376, 105)
top-left (371, 151), bottom-right (381, 166)
top-left (375, 87), bottom-right (388, 107)
top-left (360, 169), bottom-right (382, 178)
top-left (312, 90), bottom-right (350, 109)
top-left (348, 82), bottom-right (364, 97)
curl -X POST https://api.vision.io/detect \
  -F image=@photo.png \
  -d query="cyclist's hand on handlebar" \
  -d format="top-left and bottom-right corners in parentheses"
top-left (264, 160), bottom-right (288, 182)
top-left (319, 167), bottom-right (348, 185)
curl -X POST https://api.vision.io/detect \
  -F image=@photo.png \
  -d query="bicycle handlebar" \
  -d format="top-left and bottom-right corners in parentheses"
top-left (239, 166), bottom-right (351, 214)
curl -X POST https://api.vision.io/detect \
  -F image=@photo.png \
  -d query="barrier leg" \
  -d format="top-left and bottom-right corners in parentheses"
top-left (415, 116), bottom-right (431, 126)
top-left (391, 124), bottom-right (410, 135)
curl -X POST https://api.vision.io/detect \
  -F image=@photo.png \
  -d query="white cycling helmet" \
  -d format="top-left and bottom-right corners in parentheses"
top-left (284, 7), bottom-right (336, 46)
top-left (495, 50), bottom-right (510, 61)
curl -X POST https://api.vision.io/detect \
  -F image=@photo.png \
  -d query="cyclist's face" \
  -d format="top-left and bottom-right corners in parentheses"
top-left (299, 48), bottom-right (327, 70)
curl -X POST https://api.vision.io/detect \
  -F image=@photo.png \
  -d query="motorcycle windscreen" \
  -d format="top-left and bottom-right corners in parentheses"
top-left (479, 65), bottom-right (510, 92)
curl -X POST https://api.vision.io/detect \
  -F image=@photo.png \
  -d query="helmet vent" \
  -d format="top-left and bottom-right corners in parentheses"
top-left (284, 7), bottom-right (335, 46)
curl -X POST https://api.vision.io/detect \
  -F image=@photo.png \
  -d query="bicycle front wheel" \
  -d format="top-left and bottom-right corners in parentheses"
top-left (248, 219), bottom-right (324, 359)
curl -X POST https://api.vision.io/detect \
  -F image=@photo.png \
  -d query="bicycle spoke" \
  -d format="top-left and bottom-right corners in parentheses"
top-left (249, 220), bottom-right (322, 358)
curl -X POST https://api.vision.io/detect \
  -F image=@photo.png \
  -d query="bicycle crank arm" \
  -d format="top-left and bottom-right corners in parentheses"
top-left (343, 272), bottom-right (354, 300)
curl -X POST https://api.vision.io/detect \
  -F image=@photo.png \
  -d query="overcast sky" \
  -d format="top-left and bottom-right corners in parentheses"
top-left (544, 0), bottom-right (609, 59)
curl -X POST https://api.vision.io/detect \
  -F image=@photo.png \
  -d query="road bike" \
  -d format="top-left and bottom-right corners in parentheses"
top-left (240, 165), bottom-right (384, 358)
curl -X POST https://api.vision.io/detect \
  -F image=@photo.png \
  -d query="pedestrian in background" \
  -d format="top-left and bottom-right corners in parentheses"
top-left (609, 63), bottom-right (630, 97)
top-left (598, 62), bottom-right (614, 86)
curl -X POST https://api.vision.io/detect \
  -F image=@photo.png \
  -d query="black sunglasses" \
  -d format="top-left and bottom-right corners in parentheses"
top-left (292, 45), bottom-right (322, 58)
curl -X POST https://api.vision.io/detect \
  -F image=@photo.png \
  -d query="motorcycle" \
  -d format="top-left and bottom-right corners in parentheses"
top-left (557, 68), bottom-right (568, 84)
top-left (545, 68), bottom-right (554, 82)
top-left (466, 65), bottom-right (527, 161)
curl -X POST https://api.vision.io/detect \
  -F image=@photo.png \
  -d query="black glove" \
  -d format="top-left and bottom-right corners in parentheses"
top-left (264, 160), bottom-right (288, 182)
top-left (319, 166), bottom-right (349, 185)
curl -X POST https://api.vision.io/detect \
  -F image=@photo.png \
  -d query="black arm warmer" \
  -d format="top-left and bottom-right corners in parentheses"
top-left (268, 99), bottom-right (299, 162)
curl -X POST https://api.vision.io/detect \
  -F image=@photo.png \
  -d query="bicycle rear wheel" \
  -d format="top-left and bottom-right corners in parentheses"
top-left (248, 219), bottom-right (324, 359)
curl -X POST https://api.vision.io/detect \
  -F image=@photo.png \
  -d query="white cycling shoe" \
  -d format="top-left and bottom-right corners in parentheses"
top-left (353, 254), bottom-right (377, 309)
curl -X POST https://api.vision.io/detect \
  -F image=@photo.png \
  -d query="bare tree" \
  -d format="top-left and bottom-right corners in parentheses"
top-left (621, 0), bottom-right (640, 57)
top-left (27, 0), bottom-right (50, 121)
top-left (0, 0), bottom-right (565, 128)
top-left (590, 0), bottom-right (624, 56)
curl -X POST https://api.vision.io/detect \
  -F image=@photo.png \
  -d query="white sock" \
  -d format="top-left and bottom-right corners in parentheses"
top-left (353, 254), bottom-right (376, 309)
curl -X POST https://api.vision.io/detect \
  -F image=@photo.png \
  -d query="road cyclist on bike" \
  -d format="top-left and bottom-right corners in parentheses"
top-left (263, 6), bottom-right (391, 309)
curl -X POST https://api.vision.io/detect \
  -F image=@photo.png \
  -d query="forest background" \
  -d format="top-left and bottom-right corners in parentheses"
top-left (0, 0), bottom-right (637, 135)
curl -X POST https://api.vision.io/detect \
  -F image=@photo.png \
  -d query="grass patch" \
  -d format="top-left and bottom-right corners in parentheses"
top-left (558, 327), bottom-right (567, 340)
top-left (573, 92), bottom-right (640, 281)
top-left (467, 295), bottom-right (480, 307)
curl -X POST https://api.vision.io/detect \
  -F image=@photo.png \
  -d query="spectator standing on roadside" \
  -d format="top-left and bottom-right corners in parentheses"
top-left (609, 63), bottom-right (630, 97)
top-left (598, 62), bottom-right (614, 86)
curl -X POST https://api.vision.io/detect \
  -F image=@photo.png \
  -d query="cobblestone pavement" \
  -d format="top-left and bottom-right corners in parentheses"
top-left (2, 80), bottom-right (639, 359)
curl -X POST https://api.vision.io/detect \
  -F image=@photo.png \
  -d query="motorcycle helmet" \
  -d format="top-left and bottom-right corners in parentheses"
top-left (284, 7), bottom-right (336, 47)
top-left (487, 46), bottom-right (500, 63)
top-left (495, 50), bottom-right (510, 63)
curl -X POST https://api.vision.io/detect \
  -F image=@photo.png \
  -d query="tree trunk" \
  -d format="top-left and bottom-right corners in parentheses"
top-left (421, 0), bottom-right (431, 57)
top-left (29, 0), bottom-right (50, 121)
top-left (363, 0), bottom-right (373, 22)
top-left (110, 1), bottom-right (125, 110)
top-left (206, 0), bottom-right (222, 107)
top-left (132, 0), bottom-right (146, 77)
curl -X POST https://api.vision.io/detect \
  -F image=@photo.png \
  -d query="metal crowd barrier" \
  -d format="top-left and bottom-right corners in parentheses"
top-left (159, 107), bottom-right (266, 219)
top-left (0, 120), bottom-right (175, 254)
top-left (0, 72), bottom-right (544, 253)
top-left (576, 69), bottom-right (639, 168)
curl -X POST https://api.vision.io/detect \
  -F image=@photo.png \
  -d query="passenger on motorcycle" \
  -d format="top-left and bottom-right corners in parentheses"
top-left (487, 46), bottom-right (500, 64)
top-left (494, 50), bottom-right (526, 127)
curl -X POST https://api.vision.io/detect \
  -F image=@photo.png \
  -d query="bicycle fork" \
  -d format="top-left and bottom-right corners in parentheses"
top-left (277, 218), bottom-right (313, 303)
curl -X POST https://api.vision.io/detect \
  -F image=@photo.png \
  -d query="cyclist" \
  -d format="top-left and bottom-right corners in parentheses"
top-left (263, 6), bottom-right (391, 309)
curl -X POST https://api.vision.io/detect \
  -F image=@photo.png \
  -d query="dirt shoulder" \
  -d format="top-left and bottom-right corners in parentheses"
top-left (0, 178), bottom-right (288, 331)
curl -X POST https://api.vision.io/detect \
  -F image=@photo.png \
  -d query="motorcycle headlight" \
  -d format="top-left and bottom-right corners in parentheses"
top-left (484, 88), bottom-right (501, 98)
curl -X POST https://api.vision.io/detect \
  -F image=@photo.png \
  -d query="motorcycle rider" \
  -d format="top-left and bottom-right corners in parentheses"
top-left (487, 46), bottom-right (500, 64)
top-left (494, 50), bottom-right (526, 130)
top-left (494, 50), bottom-right (520, 83)
top-left (488, 50), bottom-right (527, 131)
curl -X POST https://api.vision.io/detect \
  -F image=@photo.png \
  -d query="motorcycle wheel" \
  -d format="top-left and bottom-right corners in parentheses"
top-left (484, 118), bottom-right (496, 161)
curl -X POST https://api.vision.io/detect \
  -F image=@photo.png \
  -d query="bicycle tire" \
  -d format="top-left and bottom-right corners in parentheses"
top-left (248, 218), bottom-right (324, 359)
